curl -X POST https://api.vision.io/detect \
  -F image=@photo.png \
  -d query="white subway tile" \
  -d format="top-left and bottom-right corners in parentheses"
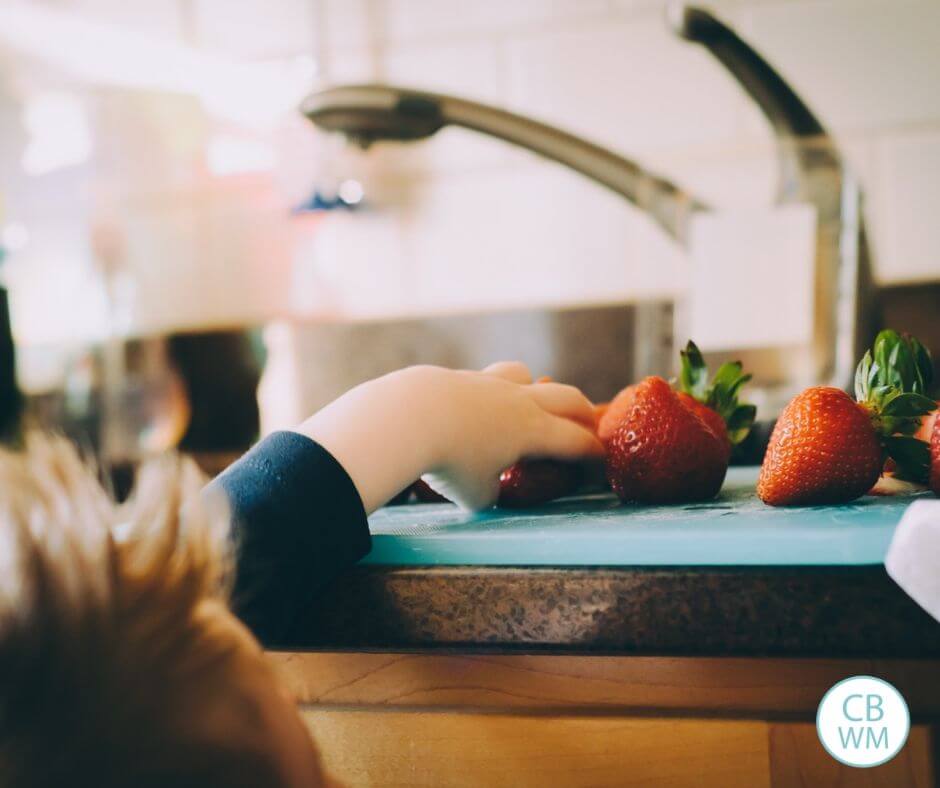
top-left (642, 137), bottom-right (777, 210)
top-left (192, 0), bottom-right (314, 58)
top-left (381, 38), bottom-right (504, 102)
top-left (320, 0), bottom-right (376, 52)
top-left (68, 0), bottom-right (184, 39)
top-left (319, 47), bottom-right (379, 83)
top-left (608, 0), bottom-right (668, 12)
top-left (734, 0), bottom-right (940, 134)
top-left (870, 129), bottom-right (940, 284)
top-left (300, 161), bottom-right (687, 318)
top-left (382, 0), bottom-right (611, 43)
top-left (504, 18), bottom-right (764, 157)
top-left (120, 186), bottom-right (295, 333)
top-left (397, 163), bottom-right (688, 312)
top-left (610, 0), bottom-right (771, 12)
top-left (309, 210), bottom-right (410, 314)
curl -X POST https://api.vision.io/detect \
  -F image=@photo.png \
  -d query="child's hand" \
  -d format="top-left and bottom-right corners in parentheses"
top-left (295, 362), bottom-right (603, 512)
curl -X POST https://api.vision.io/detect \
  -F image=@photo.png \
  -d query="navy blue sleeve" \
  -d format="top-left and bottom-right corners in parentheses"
top-left (206, 431), bottom-right (371, 647)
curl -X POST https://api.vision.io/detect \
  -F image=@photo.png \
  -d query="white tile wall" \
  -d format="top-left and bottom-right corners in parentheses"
top-left (310, 0), bottom-right (940, 315)
top-left (67, 0), bottom-right (184, 39)
top-left (735, 0), bottom-right (940, 134)
top-left (401, 163), bottom-right (685, 311)
top-left (192, 0), bottom-right (315, 57)
top-left (381, 0), bottom-right (612, 43)
top-left (6, 0), bottom-right (938, 345)
top-left (382, 38), bottom-right (503, 103)
top-left (504, 18), bottom-right (765, 154)
top-left (873, 129), bottom-right (940, 283)
top-left (119, 182), bottom-right (295, 334)
top-left (319, 0), bottom-right (375, 52)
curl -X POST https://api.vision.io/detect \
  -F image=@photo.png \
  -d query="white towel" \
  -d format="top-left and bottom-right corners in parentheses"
top-left (885, 499), bottom-right (940, 622)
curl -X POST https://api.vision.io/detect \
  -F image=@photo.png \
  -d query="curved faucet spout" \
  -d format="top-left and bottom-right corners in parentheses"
top-left (672, 4), bottom-right (879, 390)
top-left (301, 84), bottom-right (707, 244)
top-left (670, 4), bottom-right (834, 204)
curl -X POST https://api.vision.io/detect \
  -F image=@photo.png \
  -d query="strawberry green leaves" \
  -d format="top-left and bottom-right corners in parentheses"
top-left (910, 337), bottom-right (934, 394)
top-left (883, 436), bottom-right (931, 483)
top-left (855, 330), bottom-right (936, 483)
top-left (678, 340), bottom-right (709, 400)
top-left (678, 340), bottom-right (756, 446)
top-left (857, 330), bottom-right (934, 402)
top-left (872, 329), bottom-right (933, 395)
top-left (725, 402), bottom-right (759, 446)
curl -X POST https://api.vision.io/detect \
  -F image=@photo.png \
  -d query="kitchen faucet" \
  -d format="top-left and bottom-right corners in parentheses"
top-left (671, 5), bottom-right (878, 399)
top-left (301, 85), bottom-right (705, 245)
top-left (301, 5), bottom-right (877, 408)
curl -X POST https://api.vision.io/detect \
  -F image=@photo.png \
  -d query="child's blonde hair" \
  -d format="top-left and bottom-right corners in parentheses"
top-left (0, 437), bottom-right (292, 787)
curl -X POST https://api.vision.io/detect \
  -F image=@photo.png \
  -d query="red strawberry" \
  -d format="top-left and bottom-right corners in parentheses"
top-left (677, 391), bottom-right (731, 460)
top-left (605, 376), bottom-right (728, 503)
top-left (599, 341), bottom-right (756, 455)
top-left (931, 415), bottom-right (940, 495)
top-left (597, 384), bottom-right (637, 443)
top-left (757, 387), bottom-right (883, 505)
top-left (914, 406), bottom-right (938, 443)
top-left (491, 374), bottom-right (589, 508)
top-left (676, 340), bottom-right (755, 457)
top-left (760, 330), bottom-right (935, 506)
top-left (498, 459), bottom-right (583, 508)
top-left (411, 461), bottom-right (584, 506)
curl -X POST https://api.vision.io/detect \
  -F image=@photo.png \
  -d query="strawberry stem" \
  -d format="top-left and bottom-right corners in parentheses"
top-left (678, 340), bottom-right (756, 445)
top-left (855, 330), bottom-right (935, 483)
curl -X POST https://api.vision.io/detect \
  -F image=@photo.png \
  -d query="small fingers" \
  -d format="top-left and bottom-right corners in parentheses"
top-left (482, 361), bottom-right (532, 385)
top-left (526, 414), bottom-right (605, 460)
top-left (460, 475), bottom-right (501, 512)
top-left (527, 382), bottom-right (596, 428)
top-left (426, 472), bottom-right (500, 512)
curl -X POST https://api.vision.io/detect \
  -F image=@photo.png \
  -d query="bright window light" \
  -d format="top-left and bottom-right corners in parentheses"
top-left (207, 135), bottom-right (277, 176)
top-left (1, 223), bottom-right (30, 251)
top-left (21, 93), bottom-right (93, 176)
top-left (338, 179), bottom-right (365, 205)
top-left (0, 2), bottom-right (318, 131)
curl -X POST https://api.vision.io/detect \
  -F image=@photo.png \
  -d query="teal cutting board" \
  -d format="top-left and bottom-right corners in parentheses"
top-left (364, 467), bottom-right (925, 567)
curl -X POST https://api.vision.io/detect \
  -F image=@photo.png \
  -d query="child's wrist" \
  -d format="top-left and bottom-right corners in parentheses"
top-left (387, 365), bottom-right (453, 473)
top-left (292, 365), bottom-right (453, 512)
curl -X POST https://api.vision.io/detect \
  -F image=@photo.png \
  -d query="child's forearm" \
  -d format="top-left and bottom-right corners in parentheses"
top-left (294, 366), bottom-right (441, 514)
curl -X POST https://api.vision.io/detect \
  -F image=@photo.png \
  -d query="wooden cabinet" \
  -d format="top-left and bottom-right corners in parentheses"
top-left (269, 653), bottom-right (938, 787)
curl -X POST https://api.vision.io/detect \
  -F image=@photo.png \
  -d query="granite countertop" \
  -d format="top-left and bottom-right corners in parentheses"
top-left (284, 564), bottom-right (939, 657)
top-left (281, 469), bottom-right (940, 657)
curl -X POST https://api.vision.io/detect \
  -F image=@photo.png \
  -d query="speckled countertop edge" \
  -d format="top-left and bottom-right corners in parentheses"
top-left (281, 564), bottom-right (940, 657)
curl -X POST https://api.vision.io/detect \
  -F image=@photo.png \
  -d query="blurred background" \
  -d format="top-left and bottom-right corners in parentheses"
top-left (0, 0), bottom-right (937, 478)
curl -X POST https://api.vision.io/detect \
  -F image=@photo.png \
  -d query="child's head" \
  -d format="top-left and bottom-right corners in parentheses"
top-left (0, 438), bottom-right (326, 787)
